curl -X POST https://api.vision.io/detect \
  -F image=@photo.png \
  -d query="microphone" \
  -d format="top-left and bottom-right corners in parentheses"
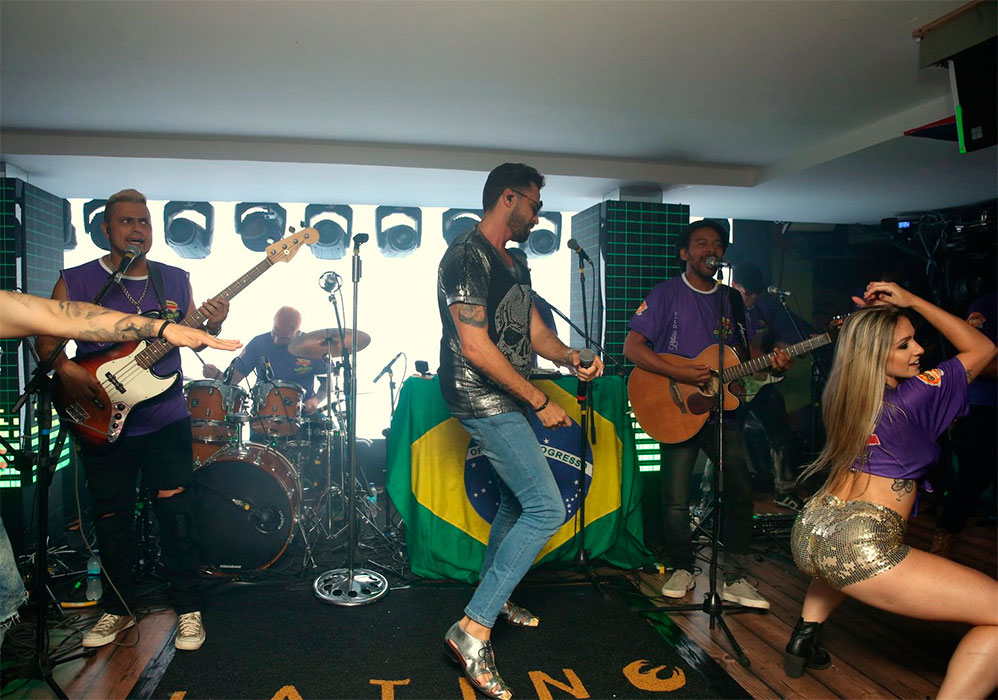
top-left (112, 244), bottom-right (142, 281)
top-left (352, 233), bottom-right (369, 249)
top-left (566, 239), bottom-right (592, 263)
top-left (767, 285), bottom-right (793, 297)
top-left (373, 351), bottom-right (403, 383)
top-left (220, 362), bottom-right (236, 384)
top-left (575, 348), bottom-right (597, 402)
top-left (704, 256), bottom-right (730, 271)
top-left (260, 355), bottom-right (274, 382)
top-left (318, 271), bottom-right (341, 292)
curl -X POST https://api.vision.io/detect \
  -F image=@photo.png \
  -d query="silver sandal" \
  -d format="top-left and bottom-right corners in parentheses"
top-left (499, 600), bottom-right (539, 627)
top-left (444, 621), bottom-right (513, 700)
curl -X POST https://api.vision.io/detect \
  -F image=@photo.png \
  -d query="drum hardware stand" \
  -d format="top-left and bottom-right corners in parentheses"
top-left (314, 234), bottom-right (388, 606)
top-left (641, 265), bottom-right (751, 668)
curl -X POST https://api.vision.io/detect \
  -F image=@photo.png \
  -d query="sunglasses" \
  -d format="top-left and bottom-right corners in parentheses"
top-left (510, 188), bottom-right (542, 215)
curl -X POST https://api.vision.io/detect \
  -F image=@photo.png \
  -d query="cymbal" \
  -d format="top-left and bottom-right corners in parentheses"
top-left (289, 328), bottom-right (371, 359)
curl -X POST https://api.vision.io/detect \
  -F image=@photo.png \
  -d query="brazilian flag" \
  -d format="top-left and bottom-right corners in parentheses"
top-left (385, 374), bottom-right (651, 583)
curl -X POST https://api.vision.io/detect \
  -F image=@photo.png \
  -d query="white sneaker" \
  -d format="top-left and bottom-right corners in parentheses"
top-left (661, 569), bottom-right (695, 598)
top-left (722, 578), bottom-right (770, 610)
top-left (82, 613), bottom-right (135, 647)
top-left (175, 611), bottom-right (206, 651)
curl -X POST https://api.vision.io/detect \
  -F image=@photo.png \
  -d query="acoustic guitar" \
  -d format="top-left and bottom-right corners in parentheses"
top-left (628, 320), bottom-right (842, 444)
top-left (54, 229), bottom-right (317, 447)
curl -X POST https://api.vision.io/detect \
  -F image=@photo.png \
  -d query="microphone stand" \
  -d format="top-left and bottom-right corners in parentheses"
top-left (313, 237), bottom-right (388, 606)
top-left (569, 250), bottom-right (605, 600)
top-left (8, 259), bottom-right (139, 698)
top-left (533, 292), bottom-right (627, 376)
top-left (651, 266), bottom-right (750, 667)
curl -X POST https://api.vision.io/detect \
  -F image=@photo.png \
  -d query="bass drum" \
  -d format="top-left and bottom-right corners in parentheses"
top-left (195, 442), bottom-right (301, 573)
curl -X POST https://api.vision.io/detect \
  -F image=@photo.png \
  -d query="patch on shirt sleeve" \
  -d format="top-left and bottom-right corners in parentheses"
top-left (635, 301), bottom-right (648, 316)
top-left (916, 367), bottom-right (943, 386)
top-left (967, 311), bottom-right (985, 329)
top-left (866, 434), bottom-right (880, 446)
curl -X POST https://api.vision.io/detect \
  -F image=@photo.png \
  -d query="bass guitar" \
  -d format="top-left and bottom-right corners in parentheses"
top-left (54, 229), bottom-right (317, 447)
top-left (628, 318), bottom-right (842, 444)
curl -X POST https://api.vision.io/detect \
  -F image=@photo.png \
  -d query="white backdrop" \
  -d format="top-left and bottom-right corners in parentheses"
top-left (65, 200), bottom-right (575, 438)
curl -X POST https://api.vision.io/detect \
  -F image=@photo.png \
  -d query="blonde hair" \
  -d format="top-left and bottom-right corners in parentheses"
top-left (104, 188), bottom-right (147, 224)
top-left (800, 306), bottom-right (905, 496)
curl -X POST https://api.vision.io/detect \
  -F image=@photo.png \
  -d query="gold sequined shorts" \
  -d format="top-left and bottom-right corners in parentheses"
top-left (791, 494), bottom-right (911, 590)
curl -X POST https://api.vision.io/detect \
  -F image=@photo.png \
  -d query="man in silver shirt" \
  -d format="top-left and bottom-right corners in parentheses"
top-left (438, 163), bottom-right (603, 700)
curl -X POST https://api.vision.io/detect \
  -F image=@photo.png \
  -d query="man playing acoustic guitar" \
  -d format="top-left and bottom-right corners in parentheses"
top-left (623, 219), bottom-right (791, 609)
top-left (35, 189), bottom-right (229, 651)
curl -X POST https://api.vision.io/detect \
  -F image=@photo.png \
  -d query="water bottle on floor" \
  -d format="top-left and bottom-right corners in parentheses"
top-left (86, 553), bottom-right (102, 601)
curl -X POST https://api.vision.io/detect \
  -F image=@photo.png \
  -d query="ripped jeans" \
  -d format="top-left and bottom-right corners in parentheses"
top-left (79, 418), bottom-right (201, 615)
top-left (1, 515), bottom-right (27, 641)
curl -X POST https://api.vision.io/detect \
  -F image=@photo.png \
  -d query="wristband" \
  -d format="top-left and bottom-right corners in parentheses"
top-left (157, 320), bottom-right (172, 339)
top-left (533, 395), bottom-right (550, 412)
top-left (206, 324), bottom-right (221, 337)
top-left (563, 349), bottom-right (576, 366)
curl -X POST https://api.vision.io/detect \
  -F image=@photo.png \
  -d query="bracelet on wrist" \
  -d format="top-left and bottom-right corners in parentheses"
top-left (156, 320), bottom-right (173, 339)
top-left (563, 349), bottom-right (576, 366)
top-left (206, 324), bottom-right (221, 337)
top-left (532, 395), bottom-right (550, 412)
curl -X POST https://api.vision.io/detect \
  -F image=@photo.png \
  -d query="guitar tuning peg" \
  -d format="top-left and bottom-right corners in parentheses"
top-left (288, 225), bottom-right (296, 233)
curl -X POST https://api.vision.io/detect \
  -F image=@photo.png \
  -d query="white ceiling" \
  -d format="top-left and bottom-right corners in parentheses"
top-left (1, 0), bottom-right (994, 223)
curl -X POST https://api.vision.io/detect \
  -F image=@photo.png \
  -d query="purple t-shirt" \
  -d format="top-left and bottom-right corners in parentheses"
top-left (628, 274), bottom-right (752, 357)
top-left (966, 292), bottom-right (997, 407)
top-left (854, 357), bottom-right (969, 487)
top-left (231, 332), bottom-right (325, 398)
top-left (61, 258), bottom-right (192, 436)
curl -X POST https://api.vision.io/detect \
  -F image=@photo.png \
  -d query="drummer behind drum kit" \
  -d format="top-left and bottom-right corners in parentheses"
top-left (182, 327), bottom-right (391, 582)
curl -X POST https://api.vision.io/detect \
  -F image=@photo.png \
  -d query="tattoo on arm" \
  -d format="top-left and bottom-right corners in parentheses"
top-left (890, 478), bottom-right (914, 501)
top-left (456, 304), bottom-right (487, 329)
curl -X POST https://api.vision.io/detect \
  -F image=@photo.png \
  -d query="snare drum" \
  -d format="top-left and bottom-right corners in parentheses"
top-left (251, 381), bottom-right (304, 437)
top-left (185, 380), bottom-right (248, 466)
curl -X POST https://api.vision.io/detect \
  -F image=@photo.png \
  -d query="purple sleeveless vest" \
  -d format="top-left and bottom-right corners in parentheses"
top-left (61, 258), bottom-right (192, 436)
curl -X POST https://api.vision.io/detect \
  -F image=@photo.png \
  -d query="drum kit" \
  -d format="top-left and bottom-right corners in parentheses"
top-left (182, 326), bottom-right (393, 586)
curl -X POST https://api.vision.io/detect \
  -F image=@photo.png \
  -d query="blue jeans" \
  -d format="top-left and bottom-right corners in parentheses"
top-left (1, 515), bottom-right (27, 639)
top-left (460, 412), bottom-right (564, 628)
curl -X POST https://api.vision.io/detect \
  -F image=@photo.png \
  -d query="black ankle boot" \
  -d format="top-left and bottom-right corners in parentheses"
top-left (783, 617), bottom-right (831, 678)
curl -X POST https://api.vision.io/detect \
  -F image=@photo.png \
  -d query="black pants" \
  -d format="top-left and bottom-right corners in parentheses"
top-left (739, 384), bottom-right (797, 493)
top-left (80, 417), bottom-right (201, 615)
top-left (939, 405), bottom-right (998, 534)
top-left (659, 422), bottom-right (754, 582)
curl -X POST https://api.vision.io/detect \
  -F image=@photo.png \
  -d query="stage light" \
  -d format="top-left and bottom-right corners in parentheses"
top-left (305, 204), bottom-right (352, 260)
top-left (519, 212), bottom-right (561, 258)
top-left (83, 199), bottom-right (110, 251)
top-left (235, 203), bottom-right (286, 252)
top-left (164, 201), bottom-right (213, 259)
top-left (442, 209), bottom-right (483, 246)
top-left (375, 206), bottom-right (421, 258)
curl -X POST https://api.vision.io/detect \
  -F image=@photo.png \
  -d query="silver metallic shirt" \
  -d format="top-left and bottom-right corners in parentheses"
top-left (437, 228), bottom-right (533, 419)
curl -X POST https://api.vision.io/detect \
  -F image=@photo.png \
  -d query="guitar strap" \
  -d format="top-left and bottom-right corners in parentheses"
top-left (725, 284), bottom-right (751, 359)
top-left (146, 261), bottom-right (168, 319)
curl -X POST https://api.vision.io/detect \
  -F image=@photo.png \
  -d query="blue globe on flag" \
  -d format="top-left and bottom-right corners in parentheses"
top-left (463, 412), bottom-right (595, 525)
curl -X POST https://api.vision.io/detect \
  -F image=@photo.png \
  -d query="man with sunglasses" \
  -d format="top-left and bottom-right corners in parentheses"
top-left (437, 162), bottom-right (603, 700)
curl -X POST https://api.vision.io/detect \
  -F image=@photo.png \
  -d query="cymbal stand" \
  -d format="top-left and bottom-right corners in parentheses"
top-left (314, 234), bottom-right (387, 605)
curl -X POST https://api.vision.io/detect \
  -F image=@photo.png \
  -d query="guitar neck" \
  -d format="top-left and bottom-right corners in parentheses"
top-left (722, 332), bottom-right (831, 382)
top-left (134, 257), bottom-right (273, 368)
